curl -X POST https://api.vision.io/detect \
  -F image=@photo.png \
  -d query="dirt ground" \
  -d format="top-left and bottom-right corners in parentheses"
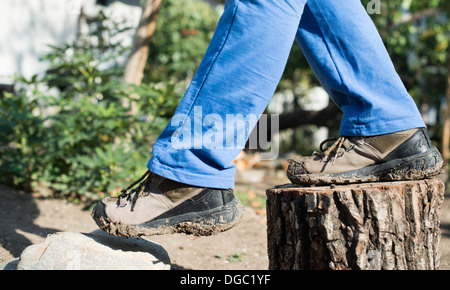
top-left (1, 171), bottom-right (450, 270)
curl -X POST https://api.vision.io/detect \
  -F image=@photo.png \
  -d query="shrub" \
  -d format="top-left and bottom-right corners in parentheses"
top-left (0, 0), bottom-right (220, 202)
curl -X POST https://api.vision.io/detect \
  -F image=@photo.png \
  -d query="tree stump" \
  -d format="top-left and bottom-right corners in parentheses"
top-left (266, 178), bottom-right (445, 270)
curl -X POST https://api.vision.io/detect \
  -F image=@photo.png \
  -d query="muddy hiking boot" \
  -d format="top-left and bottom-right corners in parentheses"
top-left (287, 128), bottom-right (445, 186)
top-left (92, 171), bottom-right (244, 237)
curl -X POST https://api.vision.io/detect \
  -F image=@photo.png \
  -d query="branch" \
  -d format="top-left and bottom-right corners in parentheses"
top-left (394, 8), bottom-right (442, 26)
top-left (277, 102), bottom-right (342, 131)
top-left (248, 102), bottom-right (342, 147)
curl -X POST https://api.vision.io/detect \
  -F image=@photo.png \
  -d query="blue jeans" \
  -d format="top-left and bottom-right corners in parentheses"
top-left (147, 0), bottom-right (425, 189)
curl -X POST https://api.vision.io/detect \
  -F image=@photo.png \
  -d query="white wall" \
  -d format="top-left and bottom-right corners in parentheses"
top-left (0, 0), bottom-right (141, 84)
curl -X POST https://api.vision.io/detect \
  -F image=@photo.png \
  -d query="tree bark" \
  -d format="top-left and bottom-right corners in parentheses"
top-left (266, 178), bottom-right (445, 270)
top-left (122, 0), bottom-right (163, 115)
top-left (442, 46), bottom-right (450, 161)
top-left (123, 0), bottom-right (163, 86)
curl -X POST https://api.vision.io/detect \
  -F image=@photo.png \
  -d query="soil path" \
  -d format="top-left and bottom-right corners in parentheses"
top-left (1, 173), bottom-right (449, 270)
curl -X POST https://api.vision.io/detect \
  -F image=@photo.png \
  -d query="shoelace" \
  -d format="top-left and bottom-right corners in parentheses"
top-left (319, 136), bottom-right (347, 165)
top-left (118, 170), bottom-right (153, 210)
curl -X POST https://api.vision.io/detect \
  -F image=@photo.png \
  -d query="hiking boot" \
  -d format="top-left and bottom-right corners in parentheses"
top-left (91, 171), bottom-right (244, 237)
top-left (286, 128), bottom-right (445, 186)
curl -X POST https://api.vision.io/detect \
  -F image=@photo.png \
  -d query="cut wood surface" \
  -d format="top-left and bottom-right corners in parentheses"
top-left (266, 178), bottom-right (445, 270)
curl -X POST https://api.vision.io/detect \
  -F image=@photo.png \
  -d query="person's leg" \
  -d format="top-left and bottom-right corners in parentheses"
top-left (287, 0), bottom-right (444, 186)
top-left (295, 0), bottom-right (425, 136)
top-left (147, 0), bottom-right (306, 190)
top-left (93, 0), bottom-right (307, 237)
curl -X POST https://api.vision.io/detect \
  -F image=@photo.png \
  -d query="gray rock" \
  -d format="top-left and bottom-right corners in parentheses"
top-left (15, 230), bottom-right (171, 270)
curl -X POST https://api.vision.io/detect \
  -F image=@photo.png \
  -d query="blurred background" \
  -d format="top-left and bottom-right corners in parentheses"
top-left (0, 0), bottom-right (448, 205)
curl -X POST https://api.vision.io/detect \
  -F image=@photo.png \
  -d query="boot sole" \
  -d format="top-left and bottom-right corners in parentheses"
top-left (92, 197), bottom-right (244, 237)
top-left (287, 147), bottom-right (445, 186)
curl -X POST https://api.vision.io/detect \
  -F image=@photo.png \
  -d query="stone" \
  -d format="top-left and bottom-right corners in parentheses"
top-left (14, 230), bottom-right (171, 270)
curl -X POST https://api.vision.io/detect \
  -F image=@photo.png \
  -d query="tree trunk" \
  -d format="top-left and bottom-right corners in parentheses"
top-left (123, 0), bottom-right (163, 85)
top-left (122, 0), bottom-right (163, 115)
top-left (266, 178), bottom-right (445, 270)
top-left (442, 47), bottom-right (450, 161)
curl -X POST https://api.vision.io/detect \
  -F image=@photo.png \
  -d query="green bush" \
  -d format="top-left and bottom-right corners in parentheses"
top-left (0, 65), bottom-right (170, 202)
top-left (0, 1), bottom-right (219, 202)
top-left (0, 0), bottom-right (220, 202)
top-left (0, 87), bottom-right (50, 192)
